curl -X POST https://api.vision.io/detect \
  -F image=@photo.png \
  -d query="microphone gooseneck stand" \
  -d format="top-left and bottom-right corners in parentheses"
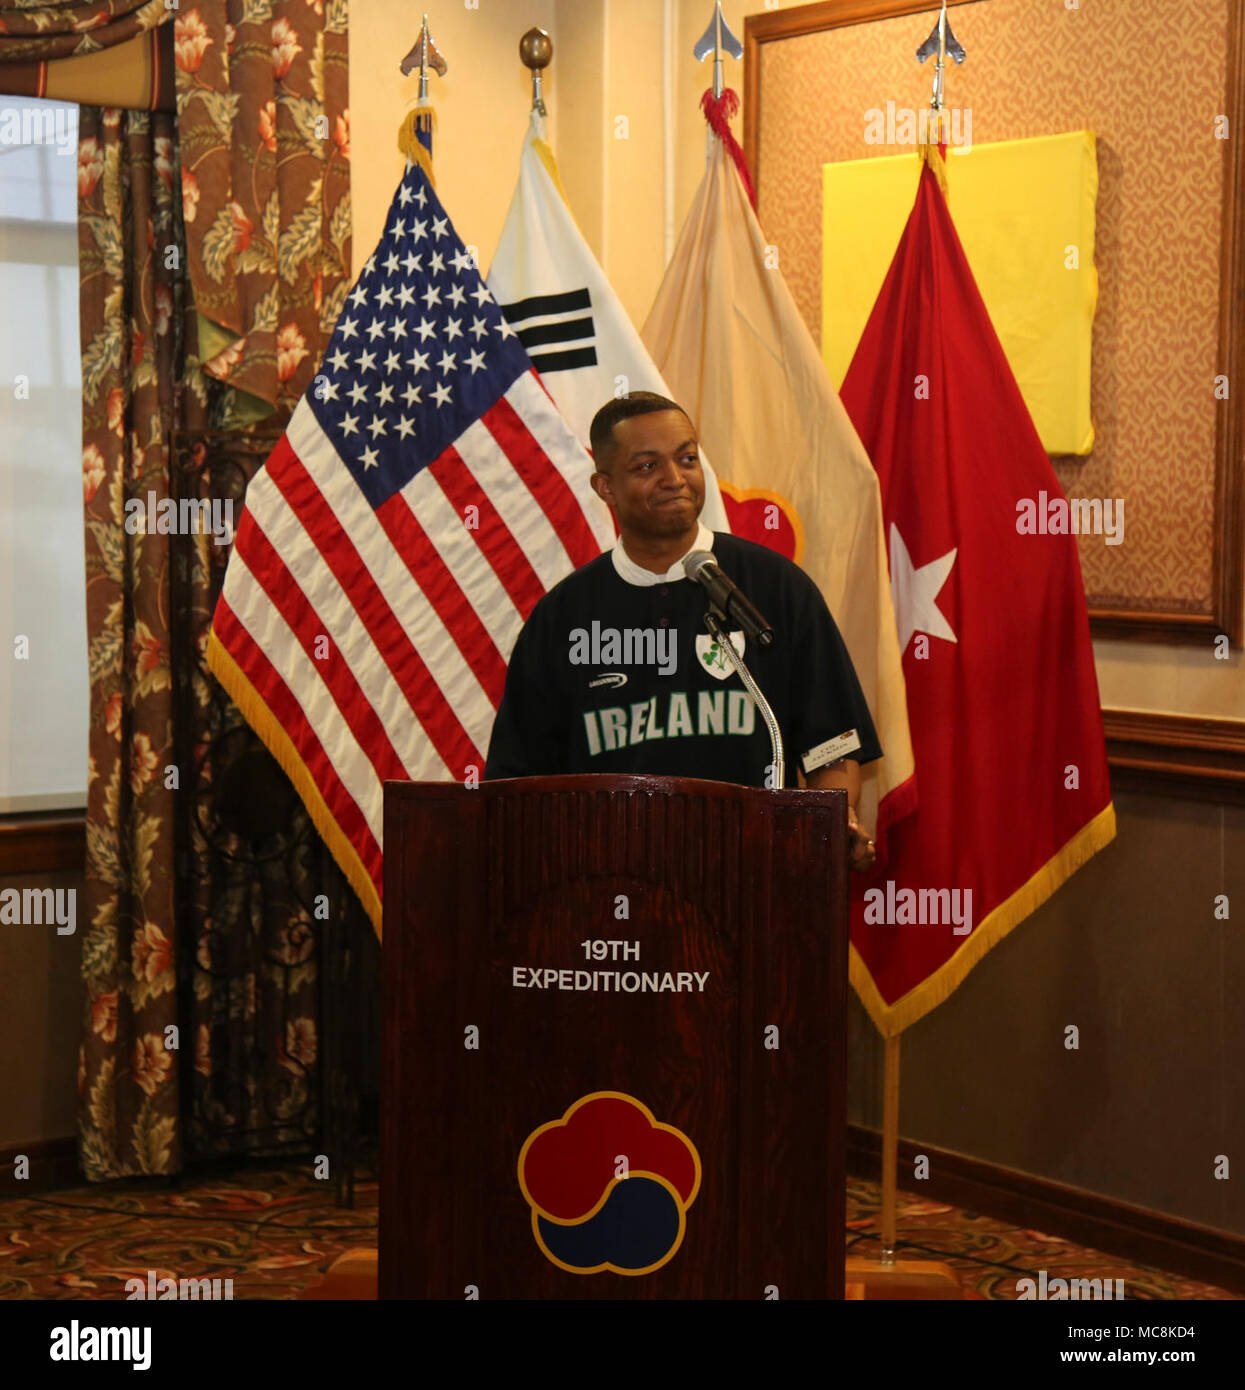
top-left (702, 606), bottom-right (784, 789)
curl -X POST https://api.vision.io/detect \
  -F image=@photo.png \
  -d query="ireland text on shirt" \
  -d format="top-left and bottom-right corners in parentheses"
top-left (583, 690), bottom-right (756, 755)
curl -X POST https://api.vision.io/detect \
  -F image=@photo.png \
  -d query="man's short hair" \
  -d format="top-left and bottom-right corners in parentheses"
top-left (589, 391), bottom-right (690, 471)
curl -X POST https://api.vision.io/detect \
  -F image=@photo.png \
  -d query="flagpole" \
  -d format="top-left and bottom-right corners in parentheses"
top-left (915, 0), bottom-right (965, 185)
top-left (399, 12), bottom-right (448, 94)
top-left (692, 2), bottom-right (756, 208)
top-left (397, 14), bottom-right (447, 180)
top-left (880, 1033), bottom-right (900, 1258)
top-left (849, 3), bottom-right (965, 1300)
top-left (693, 2), bottom-right (743, 104)
top-left (520, 27), bottom-right (551, 116)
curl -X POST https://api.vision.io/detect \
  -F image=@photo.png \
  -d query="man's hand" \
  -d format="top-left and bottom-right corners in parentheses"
top-left (806, 759), bottom-right (876, 872)
top-left (846, 806), bottom-right (876, 873)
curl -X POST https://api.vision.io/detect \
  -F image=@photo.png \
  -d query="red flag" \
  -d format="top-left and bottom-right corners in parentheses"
top-left (840, 161), bottom-right (1115, 1037)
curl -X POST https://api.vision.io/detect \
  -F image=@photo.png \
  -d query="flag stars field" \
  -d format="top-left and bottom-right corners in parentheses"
top-left (303, 160), bottom-right (535, 501)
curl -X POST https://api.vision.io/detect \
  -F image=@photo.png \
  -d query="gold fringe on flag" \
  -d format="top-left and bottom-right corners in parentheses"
top-left (397, 105), bottom-right (438, 187)
top-left (850, 800), bottom-right (1117, 1038)
top-left (206, 630), bottom-right (384, 934)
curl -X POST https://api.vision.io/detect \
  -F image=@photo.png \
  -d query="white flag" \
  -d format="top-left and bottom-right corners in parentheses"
top-left (488, 112), bottom-right (729, 531)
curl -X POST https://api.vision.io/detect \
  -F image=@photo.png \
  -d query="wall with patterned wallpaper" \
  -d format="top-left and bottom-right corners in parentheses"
top-left (756, 0), bottom-right (1231, 621)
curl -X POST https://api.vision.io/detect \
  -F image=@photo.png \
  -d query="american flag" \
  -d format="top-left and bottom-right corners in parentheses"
top-left (207, 159), bottom-right (614, 927)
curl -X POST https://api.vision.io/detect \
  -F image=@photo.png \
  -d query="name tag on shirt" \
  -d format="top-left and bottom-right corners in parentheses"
top-left (802, 729), bottom-right (862, 774)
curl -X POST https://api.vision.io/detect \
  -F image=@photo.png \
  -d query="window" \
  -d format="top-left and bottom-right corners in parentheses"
top-left (0, 97), bottom-right (88, 813)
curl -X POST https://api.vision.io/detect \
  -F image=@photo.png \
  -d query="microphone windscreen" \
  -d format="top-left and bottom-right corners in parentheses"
top-left (682, 550), bottom-right (715, 583)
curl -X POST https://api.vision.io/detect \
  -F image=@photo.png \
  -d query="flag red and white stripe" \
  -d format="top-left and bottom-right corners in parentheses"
top-left (208, 158), bottom-right (612, 927)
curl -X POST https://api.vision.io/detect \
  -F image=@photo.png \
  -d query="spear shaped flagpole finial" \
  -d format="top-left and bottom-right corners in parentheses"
top-left (693, 1), bottom-right (743, 101)
top-left (397, 14), bottom-right (447, 182)
top-left (520, 27), bottom-right (553, 116)
top-left (400, 12), bottom-right (448, 103)
top-left (916, 0), bottom-right (966, 114)
top-left (694, 2), bottom-right (755, 209)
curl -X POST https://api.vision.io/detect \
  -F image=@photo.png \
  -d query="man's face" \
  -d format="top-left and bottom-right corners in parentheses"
top-left (590, 410), bottom-right (705, 541)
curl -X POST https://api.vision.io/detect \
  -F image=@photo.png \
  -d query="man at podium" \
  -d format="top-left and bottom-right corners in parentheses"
top-left (484, 392), bottom-right (879, 870)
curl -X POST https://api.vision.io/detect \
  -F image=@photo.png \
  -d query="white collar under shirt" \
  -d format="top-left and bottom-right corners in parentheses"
top-left (610, 522), bottom-right (715, 588)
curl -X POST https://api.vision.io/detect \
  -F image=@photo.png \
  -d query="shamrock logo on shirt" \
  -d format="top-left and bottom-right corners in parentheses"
top-left (694, 630), bottom-right (745, 681)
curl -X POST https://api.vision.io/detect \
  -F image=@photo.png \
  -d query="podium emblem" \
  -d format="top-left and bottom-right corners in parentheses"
top-left (517, 1092), bottom-right (701, 1276)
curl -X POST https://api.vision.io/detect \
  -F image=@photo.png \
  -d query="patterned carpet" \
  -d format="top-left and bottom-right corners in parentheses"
top-left (0, 1159), bottom-right (378, 1300)
top-left (845, 1177), bottom-right (1238, 1300)
top-left (0, 1160), bottom-right (1236, 1299)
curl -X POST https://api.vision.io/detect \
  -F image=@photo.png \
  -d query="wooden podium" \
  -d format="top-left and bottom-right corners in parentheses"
top-left (380, 774), bottom-right (848, 1299)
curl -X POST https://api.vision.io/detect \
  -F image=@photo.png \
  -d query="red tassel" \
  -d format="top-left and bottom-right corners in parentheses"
top-left (701, 88), bottom-right (757, 210)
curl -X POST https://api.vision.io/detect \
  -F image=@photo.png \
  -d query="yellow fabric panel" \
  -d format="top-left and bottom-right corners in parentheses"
top-left (823, 131), bottom-right (1098, 456)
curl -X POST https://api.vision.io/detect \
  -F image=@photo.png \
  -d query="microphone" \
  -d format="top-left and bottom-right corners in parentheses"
top-left (683, 550), bottom-right (775, 648)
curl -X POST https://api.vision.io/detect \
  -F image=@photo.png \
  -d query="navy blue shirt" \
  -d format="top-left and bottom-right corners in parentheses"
top-left (484, 533), bottom-right (882, 789)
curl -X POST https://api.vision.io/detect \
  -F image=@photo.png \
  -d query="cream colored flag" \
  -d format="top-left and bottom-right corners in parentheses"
top-left (642, 136), bottom-right (914, 837)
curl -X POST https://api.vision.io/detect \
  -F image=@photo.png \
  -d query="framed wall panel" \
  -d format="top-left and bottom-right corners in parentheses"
top-left (744, 0), bottom-right (1245, 643)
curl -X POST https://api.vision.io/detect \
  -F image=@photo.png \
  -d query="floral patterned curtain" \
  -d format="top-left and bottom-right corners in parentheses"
top-left (78, 105), bottom-right (206, 1178)
top-left (174, 0), bottom-right (350, 427)
top-left (0, 0), bottom-right (167, 63)
top-left (77, 0), bottom-right (351, 1180)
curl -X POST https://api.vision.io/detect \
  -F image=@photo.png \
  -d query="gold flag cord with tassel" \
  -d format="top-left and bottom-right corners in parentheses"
top-left (919, 113), bottom-right (950, 196)
top-left (397, 105), bottom-right (438, 187)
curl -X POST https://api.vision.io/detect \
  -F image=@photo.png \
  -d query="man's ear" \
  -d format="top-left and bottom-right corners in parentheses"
top-left (590, 470), bottom-right (614, 507)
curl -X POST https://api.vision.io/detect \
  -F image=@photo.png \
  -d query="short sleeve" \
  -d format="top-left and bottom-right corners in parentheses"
top-left (786, 572), bottom-right (883, 773)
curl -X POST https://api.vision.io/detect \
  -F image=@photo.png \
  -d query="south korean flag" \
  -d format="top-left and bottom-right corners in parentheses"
top-left (488, 110), bottom-right (729, 532)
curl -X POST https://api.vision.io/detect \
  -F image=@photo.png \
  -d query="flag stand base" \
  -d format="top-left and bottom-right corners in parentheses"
top-left (844, 1255), bottom-right (963, 1299)
top-left (846, 1033), bottom-right (965, 1299)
